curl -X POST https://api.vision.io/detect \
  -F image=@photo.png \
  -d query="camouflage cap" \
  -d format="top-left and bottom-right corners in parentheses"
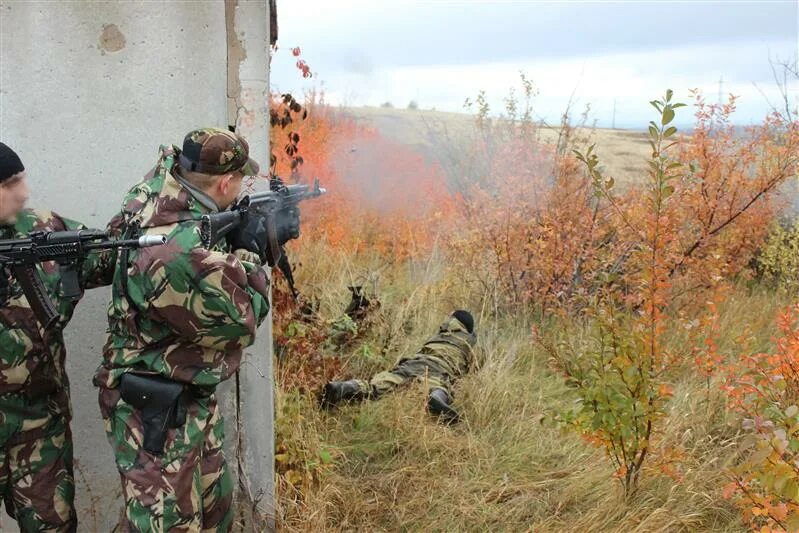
top-left (178, 128), bottom-right (260, 176)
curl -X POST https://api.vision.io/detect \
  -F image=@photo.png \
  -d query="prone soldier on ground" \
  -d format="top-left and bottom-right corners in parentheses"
top-left (320, 309), bottom-right (477, 425)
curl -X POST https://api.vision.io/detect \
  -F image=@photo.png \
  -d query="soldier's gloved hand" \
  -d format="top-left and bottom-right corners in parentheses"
top-left (0, 268), bottom-right (10, 307)
top-left (227, 214), bottom-right (269, 263)
top-left (233, 248), bottom-right (262, 266)
top-left (275, 206), bottom-right (301, 246)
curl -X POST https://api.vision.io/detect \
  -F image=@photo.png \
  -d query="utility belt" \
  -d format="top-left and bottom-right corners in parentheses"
top-left (118, 373), bottom-right (201, 455)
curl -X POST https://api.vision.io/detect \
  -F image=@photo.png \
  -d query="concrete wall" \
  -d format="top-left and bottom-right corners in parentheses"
top-left (0, 1), bottom-right (273, 529)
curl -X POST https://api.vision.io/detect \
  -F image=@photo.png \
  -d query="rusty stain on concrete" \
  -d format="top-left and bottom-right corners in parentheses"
top-left (99, 24), bottom-right (126, 54)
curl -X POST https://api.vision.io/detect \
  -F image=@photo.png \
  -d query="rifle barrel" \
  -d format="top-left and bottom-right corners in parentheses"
top-left (83, 234), bottom-right (167, 250)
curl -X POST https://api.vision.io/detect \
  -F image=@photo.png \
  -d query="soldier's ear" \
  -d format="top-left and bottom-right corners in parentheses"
top-left (217, 173), bottom-right (234, 195)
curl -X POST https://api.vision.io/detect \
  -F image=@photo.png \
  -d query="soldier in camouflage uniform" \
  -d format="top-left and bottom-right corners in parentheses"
top-left (320, 310), bottom-right (477, 424)
top-left (95, 129), bottom-right (272, 532)
top-left (0, 142), bottom-right (114, 531)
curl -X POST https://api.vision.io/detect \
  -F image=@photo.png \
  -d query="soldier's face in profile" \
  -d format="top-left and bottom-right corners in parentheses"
top-left (0, 172), bottom-right (29, 224)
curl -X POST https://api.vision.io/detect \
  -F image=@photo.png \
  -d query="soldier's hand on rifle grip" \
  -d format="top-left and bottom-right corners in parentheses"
top-left (58, 262), bottom-right (82, 303)
top-left (0, 267), bottom-right (10, 307)
top-left (276, 206), bottom-right (301, 246)
top-left (226, 213), bottom-right (270, 264)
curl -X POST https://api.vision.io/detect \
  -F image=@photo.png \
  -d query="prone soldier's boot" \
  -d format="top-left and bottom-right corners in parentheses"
top-left (319, 379), bottom-right (370, 408)
top-left (427, 388), bottom-right (460, 425)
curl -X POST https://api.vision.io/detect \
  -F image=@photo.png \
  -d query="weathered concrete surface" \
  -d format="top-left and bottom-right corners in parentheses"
top-left (0, 1), bottom-right (273, 529)
top-left (226, 0), bottom-right (275, 528)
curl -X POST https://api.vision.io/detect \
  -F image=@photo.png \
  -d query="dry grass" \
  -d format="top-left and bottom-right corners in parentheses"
top-left (273, 237), bottom-right (792, 532)
top-left (272, 107), bottom-right (792, 532)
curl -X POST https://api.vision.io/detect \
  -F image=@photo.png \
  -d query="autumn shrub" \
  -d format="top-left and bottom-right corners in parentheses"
top-left (444, 79), bottom-right (610, 312)
top-left (543, 87), bottom-right (799, 495)
top-left (722, 304), bottom-right (799, 532)
top-left (754, 219), bottom-right (799, 291)
top-left (445, 86), bottom-right (799, 315)
top-left (541, 92), bottom-right (684, 495)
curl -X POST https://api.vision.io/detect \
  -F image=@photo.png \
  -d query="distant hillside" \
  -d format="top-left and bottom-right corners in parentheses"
top-left (339, 106), bottom-right (653, 185)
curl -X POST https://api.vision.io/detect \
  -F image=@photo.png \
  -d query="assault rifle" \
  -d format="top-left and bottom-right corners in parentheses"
top-left (200, 176), bottom-right (325, 266)
top-left (0, 229), bottom-right (166, 329)
top-left (200, 176), bottom-right (326, 299)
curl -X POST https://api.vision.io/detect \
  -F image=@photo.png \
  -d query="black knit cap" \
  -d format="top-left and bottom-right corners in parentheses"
top-left (452, 310), bottom-right (475, 334)
top-left (0, 143), bottom-right (24, 184)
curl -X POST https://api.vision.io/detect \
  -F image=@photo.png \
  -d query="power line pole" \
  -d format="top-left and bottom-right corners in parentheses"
top-left (718, 76), bottom-right (724, 105)
top-left (612, 98), bottom-right (617, 129)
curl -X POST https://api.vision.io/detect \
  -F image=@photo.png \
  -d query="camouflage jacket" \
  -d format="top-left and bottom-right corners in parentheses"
top-left (0, 209), bottom-right (114, 400)
top-left (409, 315), bottom-right (478, 374)
top-left (95, 145), bottom-right (270, 390)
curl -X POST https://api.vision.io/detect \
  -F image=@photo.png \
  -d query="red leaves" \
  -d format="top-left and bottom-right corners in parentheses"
top-left (296, 60), bottom-right (312, 78)
top-left (271, 93), bottom-right (306, 178)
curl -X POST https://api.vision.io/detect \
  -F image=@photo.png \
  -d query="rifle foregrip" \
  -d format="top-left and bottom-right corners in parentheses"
top-left (11, 264), bottom-right (59, 330)
top-left (59, 263), bottom-right (82, 303)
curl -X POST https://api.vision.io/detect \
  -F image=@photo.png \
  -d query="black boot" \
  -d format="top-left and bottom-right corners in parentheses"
top-left (319, 380), bottom-right (369, 408)
top-left (427, 388), bottom-right (460, 425)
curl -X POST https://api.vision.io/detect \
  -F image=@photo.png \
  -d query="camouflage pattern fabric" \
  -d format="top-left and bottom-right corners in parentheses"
top-left (180, 128), bottom-right (258, 176)
top-left (96, 145), bottom-right (270, 531)
top-left (0, 209), bottom-right (115, 531)
top-left (1, 209), bottom-right (114, 401)
top-left (99, 387), bottom-right (231, 532)
top-left (0, 393), bottom-right (75, 532)
top-left (354, 314), bottom-right (476, 397)
top-left (95, 144), bottom-right (270, 390)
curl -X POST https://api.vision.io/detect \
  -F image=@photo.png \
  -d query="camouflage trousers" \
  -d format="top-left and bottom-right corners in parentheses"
top-left (355, 351), bottom-right (466, 398)
top-left (99, 387), bottom-right (233, 532)
top-left (0, 392), bottom-right (76, 532)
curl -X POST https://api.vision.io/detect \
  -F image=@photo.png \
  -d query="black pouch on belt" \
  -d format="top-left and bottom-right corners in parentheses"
top-left (119, 373), bottom-right (187, 454)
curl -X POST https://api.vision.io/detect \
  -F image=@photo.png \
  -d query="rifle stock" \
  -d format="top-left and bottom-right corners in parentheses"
top-left (200, 209), bottom-right (244, 249)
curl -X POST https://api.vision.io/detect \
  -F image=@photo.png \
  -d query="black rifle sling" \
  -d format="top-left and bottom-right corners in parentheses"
top-left (276, 247), bottom-right (299, 301)
top-left (117, 221), bottom-right (141, 309)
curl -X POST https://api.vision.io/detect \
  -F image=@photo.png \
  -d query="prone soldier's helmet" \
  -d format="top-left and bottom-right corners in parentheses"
top-left (452, 310), bottom-right (474, 333)
top-left (442, 309), bottom-right (474, 334)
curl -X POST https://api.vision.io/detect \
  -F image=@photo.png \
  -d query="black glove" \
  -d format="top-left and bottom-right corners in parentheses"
top-left (226, 213), bottom-right (270, 263)
top-left (0, 270), bottom-right (8, 307)
top-left (274, 206), bottom-right (301, 246)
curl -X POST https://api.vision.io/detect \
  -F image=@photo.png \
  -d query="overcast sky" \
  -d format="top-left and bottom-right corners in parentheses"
top-left (270, 0), bottom-right (798, 129)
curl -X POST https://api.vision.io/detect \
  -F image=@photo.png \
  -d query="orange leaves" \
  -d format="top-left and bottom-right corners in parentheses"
top-left (721, 304), bottom-right (799, 532)
top-left (689, 283), bottom-right (731, 382)
top-left (723, 481), bottom-right (738, 500)
top-left (669, 92), bottom-right (799, 289)
top-left (726, 304), bottom-right (799, 413)
top-left (658, 383), bottom-right (674, 398)
top-left (446, 148), bottom-right (599, 309)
